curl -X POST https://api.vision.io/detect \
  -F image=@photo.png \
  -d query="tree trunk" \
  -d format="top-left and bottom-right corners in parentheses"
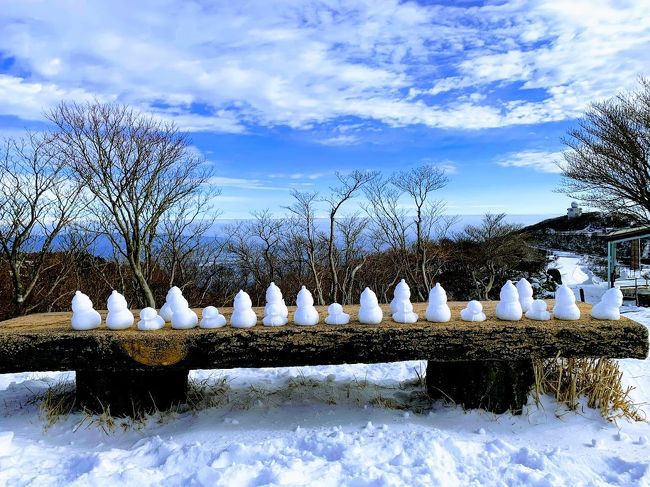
top-left (130, 258), bottom-right (156, 308)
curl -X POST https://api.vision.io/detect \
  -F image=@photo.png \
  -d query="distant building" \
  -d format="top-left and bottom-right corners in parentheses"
top-left (567, 201), bottom-right (582, 219)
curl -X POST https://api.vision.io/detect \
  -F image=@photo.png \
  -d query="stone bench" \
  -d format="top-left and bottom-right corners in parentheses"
top-left (0, 301), bottom-right (647, 416)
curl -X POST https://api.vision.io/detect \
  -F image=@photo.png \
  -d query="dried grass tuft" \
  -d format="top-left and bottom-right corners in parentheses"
top-left (533, 356), bottom-right (645, 422)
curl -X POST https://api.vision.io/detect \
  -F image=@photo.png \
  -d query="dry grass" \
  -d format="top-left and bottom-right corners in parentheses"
top-left (25, 379), bottom-right (76, 428)
top-left (533, 356), bottom-right (645, 422)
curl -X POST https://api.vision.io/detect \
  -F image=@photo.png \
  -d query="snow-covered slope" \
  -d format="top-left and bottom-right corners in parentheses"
top-left (1, 274), bottom-right (649, 485)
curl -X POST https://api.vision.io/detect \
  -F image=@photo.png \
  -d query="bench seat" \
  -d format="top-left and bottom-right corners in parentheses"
top-left (0, 301), bottom-right (647, 416)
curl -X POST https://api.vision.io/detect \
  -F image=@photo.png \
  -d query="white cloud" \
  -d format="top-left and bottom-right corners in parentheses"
top-left (206, 176), bottom-right (288, 191)
top-left (496, 150), bottom-right (565, 173)
top-left (0, 0), bottom-right (648, 133)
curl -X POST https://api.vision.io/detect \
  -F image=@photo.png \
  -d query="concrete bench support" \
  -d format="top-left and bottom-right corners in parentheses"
top-left (426, 360), bottom-right (535, 413)
top-left (76, 369), bottom-right (189, 416)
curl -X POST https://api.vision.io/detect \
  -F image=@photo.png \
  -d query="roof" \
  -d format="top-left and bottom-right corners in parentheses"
top-left (603, 226), bottom-right (650, 243)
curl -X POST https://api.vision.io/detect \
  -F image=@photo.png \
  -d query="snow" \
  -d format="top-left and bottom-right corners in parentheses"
top-left (1, 255), bottom-right (649, 485)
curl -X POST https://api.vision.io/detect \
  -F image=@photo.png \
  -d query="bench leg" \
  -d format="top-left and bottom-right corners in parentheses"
top-left (426, 360), bottom-right (534, 414)
top-left (76, 369), bottom-right (189, 417)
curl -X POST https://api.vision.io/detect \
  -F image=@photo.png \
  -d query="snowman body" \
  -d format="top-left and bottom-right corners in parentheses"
top-left (391, 279), bottom-right (418, 323)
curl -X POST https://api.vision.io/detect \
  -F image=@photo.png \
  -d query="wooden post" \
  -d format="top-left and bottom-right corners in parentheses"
top-left (76, 369), bottom-right (189, 416)
top-left (426, 360), bottom-right (535, 414)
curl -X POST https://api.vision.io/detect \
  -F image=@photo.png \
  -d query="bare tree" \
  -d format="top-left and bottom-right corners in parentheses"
top-left (364, 165), bottom-right (452, 300)
top-left (560, 77), bottom-right (650, 222)
top-left (284, 190), bottom-right (326, 304)
top-left (0, 133), bottom-right (84, 316)
top-left (391, 165), bottom-right (450, 297)
top-left (323, 170), bottom-right (377, 303)
top-left (47, 101), bottom-right (213, 308)
top-left (460, 213), bottom-right (530, 299)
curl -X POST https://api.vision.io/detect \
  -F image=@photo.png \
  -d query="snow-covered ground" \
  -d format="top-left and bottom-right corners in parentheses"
top-left (1, 255), bottom-right (649, 486)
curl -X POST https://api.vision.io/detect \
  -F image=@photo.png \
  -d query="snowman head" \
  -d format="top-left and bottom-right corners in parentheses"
top-left (71, 291), bottom-right (93, 312)
top-left (297, 286), bottom-right (314, 307)
top-left (516, 278), bottom-right (533, 297)
top-left (394, 279), bottom-right (410, 300)
top-left (429, 283), bottom-right (447, 304)
top-left (556, 285), bottom-right (576, 304)
top-left (531, 299), bottom-right (547, 312)
top-left (499, 280), bottom-right (518, 301)
top-left (328, 303), bottom-right (343, 315)
top-left (140, 307), bottom-right (157, 320)
top-left (360, 287), bottom-right (378, 307)
top-left (266, 282), bottom-right (282, 302)
top-left (107, 290), bottom-right (127, 311)
top-left (234, 290), bottom-right (252, 308)
top-left (203, 306), bottom-right (218, 318)
top-left (603, 287), bottom-right (623, 307)
top-left (467, 300), bottom-right (483, 313)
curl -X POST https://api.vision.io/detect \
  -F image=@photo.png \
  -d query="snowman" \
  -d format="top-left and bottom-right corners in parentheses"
top-left (460, 300), bottom-right (486, 322)
top-left (294, 286), bottom-right (319, 326)
top-left (137, 307), bottom-right (165, 330)
top-left (525, 299), bottom-right (552, 321)
top-left (71, 291), bottom-right (101, 330)
top-left (105, 290), bottom-right (134, 330)
top-left (591, 287), bottom-right (624, 320)
top-left (325, 303), bottom-right (350, 325)
top-left (516, 278), bottom-right (534, 313)
top-left (263, 282), bottom-right (289, 326)
top-left (358, 287), bottom-right (383, 324)
top-left (425, 283), bottom-right (451, 322)
top-left (553, 285), bottom-right (581, 320)
top-left (160, 286), bottom-right (186, 322)
top-left (230, 290), bottom-right (257, 328)
top-left (391, 279), bottom-right (418, 323)
top-left (495, 280), bottom-right (523, 321)
top-left (200, 306), bottom-right (227, 328)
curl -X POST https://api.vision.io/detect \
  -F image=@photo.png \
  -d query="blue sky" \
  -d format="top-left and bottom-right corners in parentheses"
top-left (1, 0), bottom-right (649, 219)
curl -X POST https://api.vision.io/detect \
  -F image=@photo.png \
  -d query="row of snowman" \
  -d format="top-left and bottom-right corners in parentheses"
top-left (71, 278), bottom-right (624, 331)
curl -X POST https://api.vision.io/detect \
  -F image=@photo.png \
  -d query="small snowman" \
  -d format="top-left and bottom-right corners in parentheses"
top-left (231, 290), bottom-right (257, 328)
top-left (460, 300), bottom-right (486, 322)
top-left (516, 278), bottom-right (534, 313)
top-left (358, 287), bottom-right (383, 324)
top-left (105, 290), bottom-right (134, 330)
top-left (294, 286), bottom-right (320, 326)
top-left (495, 280), bottom-right (523, 321)
top-left (325, 303), bottom-right (350, 325)
top-left (525, 299), bottom-right (552, 321)
top-left (171, 298), bottom-right (198, 330)
top-left (160, 287), bottom-right (186, 322)
top-left (137, 307), bottom-right (165, 330)
top-left (263, 282), bottom-right (289, 326)
top-left (71, 291), bottom-right (102, 330)
top-left (200, 306), bottom-right (227, 328)
top-left (425, 283), bottom-right (451, 322)
top-left (591, 287), bottom-right (624, 320)
top-left (553, 285), bottom-right (581, 320)
top-left (391, 279), bottom-right (418, 323)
